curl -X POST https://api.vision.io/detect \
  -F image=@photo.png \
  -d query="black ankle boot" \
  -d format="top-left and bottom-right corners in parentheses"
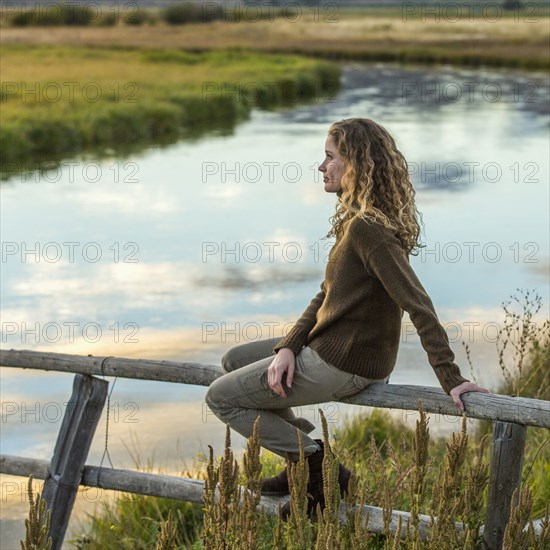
top-left (306, 440), bottom-right (352, 502)
top-left (261, 440), bottom-right (352, 499)
top-left (260, 463), bottom-right (290, 497)
top-left (310, 440), bottom-right (352, 500)
top-left (279, 439), bottom-right (351, 522)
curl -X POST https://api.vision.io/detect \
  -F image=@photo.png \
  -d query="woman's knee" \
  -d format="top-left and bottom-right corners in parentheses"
top-left (205, 378), bottom-right (225, 408)
top-left (221, 342), bottom-right (261, 372)
top-left (221, 348), bottom-right (240, 373)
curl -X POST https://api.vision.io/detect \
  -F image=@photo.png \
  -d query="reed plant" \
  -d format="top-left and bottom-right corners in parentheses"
top-left (20, 475), bottom-right (52, 550)
top-left (75, 399), bottom-right (548, 548)
top-left (75, 289), bottom-right (549, 547)
top-left (503, 487), bottom-right (550, 549)
top-left (202, 419), bottom-right (277, 549)
top-left (198, 405), bottom-right (499, 549)
top-left (155, 509), bottom-right (177, 550)
top-left (282, 438), bottom-right (314, 548)
top-left (469, 288), bottom-right (550, 517)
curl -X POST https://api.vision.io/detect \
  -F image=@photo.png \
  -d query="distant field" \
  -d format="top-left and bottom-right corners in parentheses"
top-left (1, 9), bottom-right (548, 70)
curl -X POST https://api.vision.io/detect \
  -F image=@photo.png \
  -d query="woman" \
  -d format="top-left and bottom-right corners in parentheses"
top-left (205, 118), bottom-right (489, 521)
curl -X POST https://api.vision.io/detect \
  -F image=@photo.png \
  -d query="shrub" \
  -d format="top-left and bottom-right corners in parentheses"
top-left (124, 9), bottom-right (149, 26)
top-left (96, 12), bottom-right (117, 27)
top-left (9, 11), bottom-right (37, 27)
top-left (9, 4), bottom-right (102, 27)
top-left (162, 3), bottom-right (217, 25)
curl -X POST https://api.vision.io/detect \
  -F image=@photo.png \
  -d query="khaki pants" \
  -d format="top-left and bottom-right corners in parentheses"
top-left (205, 337), bottom-right (388, 461)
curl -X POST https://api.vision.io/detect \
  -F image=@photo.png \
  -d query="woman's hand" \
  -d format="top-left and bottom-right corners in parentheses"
top-left (267, 348), bottom-right (295, 398)
top-left (450, 381), bottom-right (490, 412)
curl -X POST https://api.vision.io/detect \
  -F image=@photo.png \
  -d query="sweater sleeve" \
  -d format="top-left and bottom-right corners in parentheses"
top-left (358, 231), bottom-right (469, 394)
top-left (273, 281), bottom-right (326, 356)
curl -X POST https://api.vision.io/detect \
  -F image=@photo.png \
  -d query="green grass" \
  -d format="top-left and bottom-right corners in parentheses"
top-left (0, 45), bottom-right (340, 170)
top-left (73, 495), bottom-right (203, 549)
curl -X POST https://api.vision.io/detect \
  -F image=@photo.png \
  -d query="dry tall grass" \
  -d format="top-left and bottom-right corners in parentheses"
top-left (198, 405), bottom-right (549, 549)
top-left (71, 290), bottom-right (550, 548)
top-left (20, 475), bottom-right (52, 550)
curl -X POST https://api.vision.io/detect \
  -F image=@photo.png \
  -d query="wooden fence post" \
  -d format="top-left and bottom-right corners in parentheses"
top-left (41, 374), bottom-right (108, 550)
top-left (483, 420), bottom-right (527, 550)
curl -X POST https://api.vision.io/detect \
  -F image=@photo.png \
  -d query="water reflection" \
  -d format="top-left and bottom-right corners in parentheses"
top-left (1, 61), bottom-right (548, 545)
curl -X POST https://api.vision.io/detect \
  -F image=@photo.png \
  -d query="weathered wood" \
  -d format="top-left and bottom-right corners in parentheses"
top-left (1, 454), bottom-right (205, 504)
top-left (1, 349), bottom-right (549, 428)
top-left (343, 384), bottom-right (550, 428)
top-left (0, 348), bottom-right (220, 386)
top-left (483, 421), bottom-right (527, 550)
top-left (0, 454), bottom-right (457, 540)
top-left (41, 375), bottom-right (108, 550)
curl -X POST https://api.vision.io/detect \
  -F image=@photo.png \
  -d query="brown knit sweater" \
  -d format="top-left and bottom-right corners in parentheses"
top-left (273, 215), bottom-right (469, 395)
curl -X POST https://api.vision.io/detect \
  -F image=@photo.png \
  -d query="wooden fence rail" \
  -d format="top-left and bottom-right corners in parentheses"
top-left (1, 349), bottom-right (548, 427)
top-left (1, 348), bottom-right (549, 550)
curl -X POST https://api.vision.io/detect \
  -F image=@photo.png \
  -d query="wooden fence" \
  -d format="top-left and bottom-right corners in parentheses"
top-left (1, 349), bottom-right (548, 549)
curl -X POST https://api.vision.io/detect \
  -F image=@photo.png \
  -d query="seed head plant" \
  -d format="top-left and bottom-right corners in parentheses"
top-left (20, 475), bottom-right (52, 550)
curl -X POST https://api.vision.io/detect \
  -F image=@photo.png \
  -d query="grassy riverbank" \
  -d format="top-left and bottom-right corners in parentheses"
top-left (2, 9), bottom-right (547, 170)
top-left (1, 10), bottom-right (548, 71)
top-left (0, 45), bottom-right (339, 170)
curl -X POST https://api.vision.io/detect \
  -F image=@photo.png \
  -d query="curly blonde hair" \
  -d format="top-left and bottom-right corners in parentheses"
top-left (324, 118), bottom-right (425, 256)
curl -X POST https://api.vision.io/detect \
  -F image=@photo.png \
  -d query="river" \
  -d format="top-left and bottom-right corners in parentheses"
top-left (1, 61), bottom-right (548, 546)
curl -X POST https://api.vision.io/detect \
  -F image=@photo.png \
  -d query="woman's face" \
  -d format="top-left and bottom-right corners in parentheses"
top-left (319, 135), bottom-right (345, 194)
